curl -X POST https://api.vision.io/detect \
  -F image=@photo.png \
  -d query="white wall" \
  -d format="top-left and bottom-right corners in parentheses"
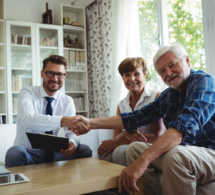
top-left (4, 0), bottom-right (94, 24)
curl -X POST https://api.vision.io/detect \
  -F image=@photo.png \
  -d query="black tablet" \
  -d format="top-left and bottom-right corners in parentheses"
top-left (26, 132), bottom-right (69, 152)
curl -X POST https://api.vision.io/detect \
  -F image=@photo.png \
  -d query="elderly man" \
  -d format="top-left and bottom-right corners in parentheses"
top-left (71, 43), bottom-right (215, 195)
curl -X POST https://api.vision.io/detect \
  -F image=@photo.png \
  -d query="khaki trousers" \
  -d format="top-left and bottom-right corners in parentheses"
top-left (126, 142), bottom-right (215, 195)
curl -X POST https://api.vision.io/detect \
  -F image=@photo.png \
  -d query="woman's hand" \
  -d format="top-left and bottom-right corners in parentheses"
top-left (98, 139), bottom-right (119, 157)
top-left (123, 131), bottom-right (147, 142)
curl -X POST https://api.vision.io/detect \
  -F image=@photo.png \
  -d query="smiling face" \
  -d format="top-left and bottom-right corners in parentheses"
top-left (122, 66), bottom-right (146, 94)
top-left (41, 62), bottom-right (66, 96)
top-left (155, 51), bottom-right (191, 92)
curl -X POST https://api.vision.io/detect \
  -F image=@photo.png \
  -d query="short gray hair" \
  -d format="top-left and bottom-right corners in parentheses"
top-left (153, 43), bottom-right (188, 66)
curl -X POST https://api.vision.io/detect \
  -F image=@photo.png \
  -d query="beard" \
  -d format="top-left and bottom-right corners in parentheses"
top-left (43, 81), bottom-right (62, 93)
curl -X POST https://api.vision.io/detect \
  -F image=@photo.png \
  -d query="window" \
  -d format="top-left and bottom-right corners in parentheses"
top-left (138, 0), bottom-right (205, 90)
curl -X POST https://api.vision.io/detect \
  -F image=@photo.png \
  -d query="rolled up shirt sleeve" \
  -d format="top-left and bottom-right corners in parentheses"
top-left (120, 100), bottom-right (162, 132)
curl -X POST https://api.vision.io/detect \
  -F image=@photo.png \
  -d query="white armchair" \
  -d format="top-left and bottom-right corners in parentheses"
top-left (0, 124), bottom-right (16, 166)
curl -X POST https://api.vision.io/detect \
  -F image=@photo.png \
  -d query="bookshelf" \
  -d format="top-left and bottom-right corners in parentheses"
top-left (61, 4), bottom-right (89, 117)
top-left (2, 4), bottom-right (89, 123)
top-left (0, 0), bottom-right (6, 124)
top-left (35, 23), bottom-right (63, 85)
top-left (6, 21), bottom-right (36, 123)
top-left (6, 21), bottom-right (63, 123)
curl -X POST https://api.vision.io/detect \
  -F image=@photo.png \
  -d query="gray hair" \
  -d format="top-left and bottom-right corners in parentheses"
top-left (153, 43), bottom-right (188, 66)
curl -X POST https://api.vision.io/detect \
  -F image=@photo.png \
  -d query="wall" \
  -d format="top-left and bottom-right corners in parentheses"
top-left (4, 0), bottom-right (94, 24)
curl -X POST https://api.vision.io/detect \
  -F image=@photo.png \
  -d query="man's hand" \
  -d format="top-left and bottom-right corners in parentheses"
top-left (98, 139), bottom-right (119, 157)
top-left (118, 159), bottom-right (147, 194)
top-left (61, 116), bottom-right (90, 135)
top-left (123, 131), bottom-right (147, 142)
top-left (70, 115), bottom-right (91, 135)
top-left (60, 141), bottom-right (76, 157)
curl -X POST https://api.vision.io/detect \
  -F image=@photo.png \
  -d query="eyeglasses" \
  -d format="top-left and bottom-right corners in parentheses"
top-left (43, 70), bottom-right (66, 79)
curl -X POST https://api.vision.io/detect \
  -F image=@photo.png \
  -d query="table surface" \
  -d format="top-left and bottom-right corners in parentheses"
top-left (0, 158), bottom-right (143, 195)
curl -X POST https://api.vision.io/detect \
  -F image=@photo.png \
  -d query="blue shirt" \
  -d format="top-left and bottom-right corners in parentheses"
top-left (120, 69), bottom-right (215, 149)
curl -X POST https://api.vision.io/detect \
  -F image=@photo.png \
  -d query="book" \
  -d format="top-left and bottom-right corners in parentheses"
top-left (69, 50), bottom-right (76, 70)
top-left (0, 166), bottom-right (11, 176)
top-left (26, 132), bottom-right (69, 152)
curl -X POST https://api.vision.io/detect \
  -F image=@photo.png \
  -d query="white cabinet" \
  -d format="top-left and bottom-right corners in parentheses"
top-left (6, 21), bottom-right (36, 124)
top-left (6, 21), bottom-right (63, 123)
top-left (35, 23), bottom-right (63, 85)
top-left (61, 4), bottom-right (89, 117)
top-left (2, 4), bottom-right (89, 124)
top-left (0, 0), bottom-right (6, 124)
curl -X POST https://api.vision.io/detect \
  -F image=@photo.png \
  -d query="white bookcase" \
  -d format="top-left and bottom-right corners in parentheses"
top-left (6, 21), bottom-right (36, 124)
top-left (6, 21), bottom-right (63, 123)
top-left (61, 4), bottom-right (89, 117)
top-left (35, 23), bottom-right (63, 85)
top-left (0, 0), bottom-right (6, 124)
top-left (2, 4), bottom-right (89, 124)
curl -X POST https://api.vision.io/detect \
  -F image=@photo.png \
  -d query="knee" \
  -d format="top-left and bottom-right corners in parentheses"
top-left (5, 146), bottom-right (27, 167)
top-left (112, 145), bottom-right (127, 166)
top-left (6, 146), bottom-right (26, 160)
top-left (126, 142), bottom-right (150, 165)
top-left (99, 152), bottom-right (112, 162)
top-left (77, 144), bottom-right (92, 158)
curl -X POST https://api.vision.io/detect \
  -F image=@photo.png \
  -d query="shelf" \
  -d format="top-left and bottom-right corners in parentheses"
top-left (40, 46), bottom-right (58, 50)
top-left (0, 113), bottom-right (6, 116)
top-left (65, 91), bottom-right (87, 94)
top-left (63, 26), bottom-right (84, 32)
top-left (64, 47), bottom-right (85, 51)
top-left (63, 27), bottom-right (85, 35)
top-left (11, 68), bottom-right (32, 71)
top-left (12, 92), bottom-right (19, 94)
top-left (66, 70), bottom-right (86, 73)
top-left (76, 110), bottom-right (88, 113)
top-left (11, 44), bottom-right (31, 50)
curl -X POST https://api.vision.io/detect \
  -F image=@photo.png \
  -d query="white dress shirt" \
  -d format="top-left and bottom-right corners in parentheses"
top-left (118, 85), bottom-right (159, 134)
top-left (14, 85), bottom-right (78, 149)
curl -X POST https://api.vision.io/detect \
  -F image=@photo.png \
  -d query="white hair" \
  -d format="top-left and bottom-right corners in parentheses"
top-left (153, 43), bottom-right (188, 66)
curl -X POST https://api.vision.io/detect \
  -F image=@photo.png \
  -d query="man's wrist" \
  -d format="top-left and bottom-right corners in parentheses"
top-left (61, 116), bottom-right (68, 127)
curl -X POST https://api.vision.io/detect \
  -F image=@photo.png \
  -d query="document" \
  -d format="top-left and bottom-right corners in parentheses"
top-left (26, 132), bottom-right (69, 152)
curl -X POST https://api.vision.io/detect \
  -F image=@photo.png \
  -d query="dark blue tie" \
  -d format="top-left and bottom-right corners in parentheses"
top-left (45, 97), bottom-right (54, 115)
top-left (45, 97), bottom-right (54, 163)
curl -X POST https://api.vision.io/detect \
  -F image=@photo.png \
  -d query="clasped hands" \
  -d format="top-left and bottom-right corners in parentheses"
top-left (64, 115), bottom-right (91, 135)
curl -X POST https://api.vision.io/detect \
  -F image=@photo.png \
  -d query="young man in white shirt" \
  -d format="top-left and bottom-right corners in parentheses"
top-left (5, 55), bottom-right (92, 168)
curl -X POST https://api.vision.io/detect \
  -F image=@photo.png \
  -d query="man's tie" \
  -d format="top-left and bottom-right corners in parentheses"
top-left (45, 97), bottom-right (54, 163)
top-left (45, 97), bottom-right (54, 115)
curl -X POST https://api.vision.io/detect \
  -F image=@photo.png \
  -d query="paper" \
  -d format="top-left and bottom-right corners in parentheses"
top-left (26, 132), bottom-right (69, 152)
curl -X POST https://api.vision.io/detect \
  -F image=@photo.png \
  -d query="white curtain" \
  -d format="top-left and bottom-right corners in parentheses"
top-left (110, 0), bottom-right (141, 116)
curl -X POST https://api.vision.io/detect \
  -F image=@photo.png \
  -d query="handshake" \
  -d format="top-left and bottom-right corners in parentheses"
top-left (61, 115), bottom-right (124, 135)
top-left (61, 115), bottom-right (91, 135)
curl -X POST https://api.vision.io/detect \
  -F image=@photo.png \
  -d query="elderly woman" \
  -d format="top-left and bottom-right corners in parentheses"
top-left (98, 57), bottom-right (165, 166)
